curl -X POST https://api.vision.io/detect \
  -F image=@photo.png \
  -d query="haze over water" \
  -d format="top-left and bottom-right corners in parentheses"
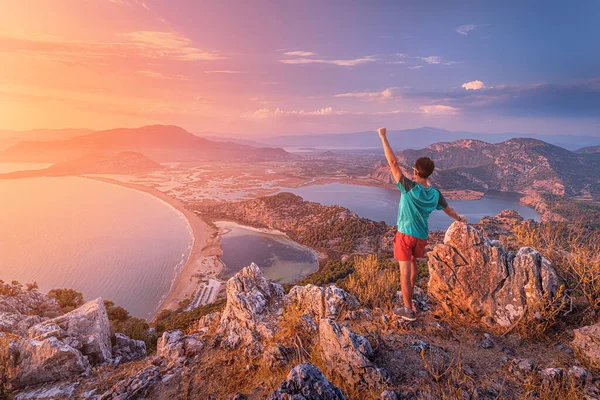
top-left (0, 176), bottom-right (193, 319)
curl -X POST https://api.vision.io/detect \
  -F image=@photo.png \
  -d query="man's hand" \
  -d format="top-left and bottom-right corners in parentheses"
top-left (378, 127), bottom-right (387, 138)
top-left (458, 215), bottom-right (468, 223)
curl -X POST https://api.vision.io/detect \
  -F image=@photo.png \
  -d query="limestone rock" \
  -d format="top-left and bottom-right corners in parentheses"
top-left (112, 333), bottom-right (146, 363)
top-left (9, 337), bottom-right (89, 389)
top-left (217, 263), bottom-right (285, 352)
top-left (428, 222), bottom-right (559, 326)
top-left (318, 318), bottom-right (387, 388)
top-left (572, 322), bottom-right (600, 369)
top-left (156, 330), bottom-right (205, 362)
top-left (28, 298), bottom-right (112, 364)
top-left (14, 381), bottom-right (79, 400)
top-left (0, 288), bottom-right (58, 315)
top-left (287, 284), bottom-right (359, 319)
top-left (269, 363), bottom-right (346, 400)
top-left (99, 365), bottom-right (161, 400)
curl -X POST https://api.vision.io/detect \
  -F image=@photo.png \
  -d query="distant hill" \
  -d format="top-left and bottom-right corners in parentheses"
top-left (371, 138), bottom-right (600, 199)
top-left (0, 128), bottom-right (94, 151)
top-left (577, 145), bottom-right (600, 154)
top-left (0, 125), bottom-right (290, 163)
top-left (0, 152), bottom-right (163, 178)
top-left (257, 127), bottom-right (600, 151)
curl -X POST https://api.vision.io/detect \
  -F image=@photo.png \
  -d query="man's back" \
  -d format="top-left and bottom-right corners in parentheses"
top-left (396, 175), bottom-right (447, 240)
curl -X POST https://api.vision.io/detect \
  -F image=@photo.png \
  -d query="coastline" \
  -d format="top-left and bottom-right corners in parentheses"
top-left (84, 176), bottom-right (224, 320)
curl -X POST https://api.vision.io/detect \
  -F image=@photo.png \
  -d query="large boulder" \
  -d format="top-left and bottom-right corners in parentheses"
top-left (427, 222), bottom-right (559, 326)
top-left (269, 363), bottom-right (346, 400)
top-left (319, 318), bottom-right (387, 389)
top-left (112, 333), bottom-right (146, 363)
top-left (287, 284), bottom-right (359, 320)
top-left (572, 322), bottom-right (600, 369)
top-left (217, 263), bottom-right (285, 352)
top-left (156, 330), bottom-right (205, 363)
top-left (28, 298), bottom-right (112, 364)
top-left (9, 337), bottom-right (89, 388)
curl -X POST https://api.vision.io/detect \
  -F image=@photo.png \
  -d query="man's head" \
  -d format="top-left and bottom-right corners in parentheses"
top-left (413, 157), bottom-right (435, 179)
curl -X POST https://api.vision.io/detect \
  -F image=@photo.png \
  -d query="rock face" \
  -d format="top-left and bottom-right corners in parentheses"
top-left (9, 337), bottom-right (90, 389)
top-left (28, 298), bottom-right (112, 364)
top-left (156, 330), bottom-right (205, 362)
top-left (427, 222), bottom-right (559, 326)
top-left (319, 318), bottom-right (387, 388)
top-left (572, 322), bottom-right (600, 369)
top-left (112, 332), bottom-right (147, 363)
top-left (287, 284), bottom-right (359, 320)
top-left (269, 363), bottom-right (346, 400)
top-left (217, 263), bottom-right (285, 352)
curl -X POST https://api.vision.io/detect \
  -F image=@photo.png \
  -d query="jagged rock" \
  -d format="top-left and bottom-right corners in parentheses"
top-left (540, 367), bottom-right (564, 382)
top-left (381, 390), bottom-right (398, 400)
top-left (217, 263), bottom-right (285, 352)
top-left (568, 366), bottom-right (590, 384)
top-left (194, 311), bottom-right (221, 334)
top-left (156, 330), bottom-right (205, 363)
top-left (99, 365), bottom-right (161, 400)
top-left (572, 322), bottom-right (600, 369)
top-left (319, 318), bottom-right (388, 388)
top-left (268, 363), bottom-right (346, 400)
top-left (427, 222), bottom-right (559, 326)
top-left (0, 288), bottom-right (58, 315)
top-left (27, 298), bottom-right (112, 364)
top-left (14, 381), bottom-right (79, 399)
top-left (263, 344), bottom-right (292, 369)
top-left (9, 337), bottom-right (90, 388)
top-left (112, 333), bottom-right (146, 363)
top-left (287, 284), bottom-right (359, 319)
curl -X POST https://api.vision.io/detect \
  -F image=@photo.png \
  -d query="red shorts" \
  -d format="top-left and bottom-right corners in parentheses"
top-left (394, 231), bottom-right (428, 261)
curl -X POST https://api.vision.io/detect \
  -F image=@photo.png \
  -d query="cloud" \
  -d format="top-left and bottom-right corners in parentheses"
top-left (280, 55), bottom-right (377, 67)
top-left (408, 65), bottom-right (423, 70)
top-left (420, 56), bottom-right (460, 66)
top-left (244, 107), bottom-right (406, 119)
top-left (419, 105), bottom-right (459, 115)
top-left (283, 51), bottom-right (317, 56)
top-left (0, 31), bottom-right (223, 63)
top-left (203, 70), bottom-right (248, 74)
top-left (455, 24), bottom-right (489, 35)
top-left (136, 70), bottom-right (189, 80)
top-left (335, 87), bottom-right (398, 100)
top-left (462, 80), bottom-right (486, 90)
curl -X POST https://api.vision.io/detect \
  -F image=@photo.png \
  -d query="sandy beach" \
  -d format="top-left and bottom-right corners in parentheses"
top-left (85, 176), bottom-right (224, 320)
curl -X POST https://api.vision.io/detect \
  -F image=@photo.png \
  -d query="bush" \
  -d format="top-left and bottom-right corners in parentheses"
top-left (342, 255), bottom-right (400, 311)
top-left (47, 288), bottom-right (84, 311)
top-left (26, 281), bottom-right (39, 291)
top-left (153, 300), bottom-right (226, 336)
top-left (298, 260), bottom-right (355, 286)
top-left (103, 300), bottom-right (156, 351)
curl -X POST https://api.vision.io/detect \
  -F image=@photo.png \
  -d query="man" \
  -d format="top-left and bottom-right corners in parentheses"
top-left (378, 127), bottom-right (467, 321)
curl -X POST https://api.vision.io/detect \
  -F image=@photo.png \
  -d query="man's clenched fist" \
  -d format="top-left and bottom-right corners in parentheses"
top-left (378, 127), bottom-right (387, 137)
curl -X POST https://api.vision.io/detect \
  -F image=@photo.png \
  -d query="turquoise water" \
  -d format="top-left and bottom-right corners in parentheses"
top-left (285, 183), bottom-right (540, 231)
top-left (0, 177), bottom-right (193, 319)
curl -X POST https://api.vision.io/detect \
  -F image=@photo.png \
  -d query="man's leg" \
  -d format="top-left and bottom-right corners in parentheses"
top-left (410, 257), bottom-right (418, 312)
top-left (399, 260), bottom-right (413, 309)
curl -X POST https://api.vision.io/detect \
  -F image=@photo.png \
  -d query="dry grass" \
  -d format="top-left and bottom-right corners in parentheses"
top-left (509, 285), bottom-right (568, 340)
top-left (513, 222), bottom-right (600, 322)
top-left (419, 345), bottom-right (478, 400)
top-left (344, 255), bottom-right (400, 312)
top-left (519, 372), bottom-right (586, 399)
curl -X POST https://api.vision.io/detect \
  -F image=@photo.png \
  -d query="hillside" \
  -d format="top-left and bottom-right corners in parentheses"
top-left (0, 125), bottom-right (290, 163)
top-left (371, 138), bottom-right (600, 199)
top-left (577, 145), bottom-right (600, 154)
top-left (0, 128), bottom-right (93, 151)
top-left (0, 151), bottom-right (163, 178)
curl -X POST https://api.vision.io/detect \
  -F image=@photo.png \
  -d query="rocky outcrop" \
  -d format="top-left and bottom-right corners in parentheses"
top-left (8, 337), bottom-right (90, 388)
top-left (319, 318), bottom-right (387, 388)
top-left (28, 298), bottom-right (112, 364)
top-left (287, 284), bottom-right (359, 320)
top-left (217, 263), bottom-right (285, 352)
top-left (269, 363), bottom-right (346, 400)
top-left (99, 365), bottom-right (162, 400)
top-left (156, 330), bottom-right (205, 362)
top-left (427, 222), bottom-right (559, 326)
top-left (572, 322), bottom-right (600, 369)
top-left (112, 332), bottom-right (147, 363)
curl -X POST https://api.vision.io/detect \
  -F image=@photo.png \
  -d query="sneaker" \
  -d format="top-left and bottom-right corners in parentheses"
top-left (393, 306), bottom-right (416, 321)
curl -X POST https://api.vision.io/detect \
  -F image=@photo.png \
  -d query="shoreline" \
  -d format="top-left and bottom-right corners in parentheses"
top-left (84, 176), bottom-right (224, 321)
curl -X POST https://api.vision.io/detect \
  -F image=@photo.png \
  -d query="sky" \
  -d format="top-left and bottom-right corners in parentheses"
top-left (0, 0), bottom-right (599, 136)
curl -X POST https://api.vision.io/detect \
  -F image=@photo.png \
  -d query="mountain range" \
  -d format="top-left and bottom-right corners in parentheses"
top-left (248, 127), bottom-right (600, 151)
top-left (370, 138), bottom-right (600, 200)
top-left (0, 128), bottom-right (93, 151)
top-left (0, 125), bottom-right (290, 163)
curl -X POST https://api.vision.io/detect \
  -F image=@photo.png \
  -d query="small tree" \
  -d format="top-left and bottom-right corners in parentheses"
top-left (26, 281), bottom-right (39, 291)
top-left (47, 288), bottom-right (84, 310)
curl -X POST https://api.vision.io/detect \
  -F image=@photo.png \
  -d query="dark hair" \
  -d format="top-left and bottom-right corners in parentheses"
top-left (414, 157), bottom-right (435, 178)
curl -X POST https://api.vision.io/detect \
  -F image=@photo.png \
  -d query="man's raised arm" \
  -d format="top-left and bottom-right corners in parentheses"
top-left (378, 127), bottom-right (402, 183)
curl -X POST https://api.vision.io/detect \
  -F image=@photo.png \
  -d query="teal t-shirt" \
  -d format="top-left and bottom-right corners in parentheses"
top-left (396, 176), bottom-right (448, 240)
